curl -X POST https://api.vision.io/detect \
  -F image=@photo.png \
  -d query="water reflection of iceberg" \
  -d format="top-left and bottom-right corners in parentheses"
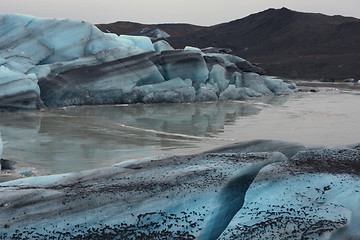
top-left (0, 98), bottom-right (285, 175)
top-left (51, 101), bottom-right (266, 136)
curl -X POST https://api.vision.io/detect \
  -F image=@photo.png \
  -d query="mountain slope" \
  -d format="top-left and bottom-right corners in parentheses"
top-left (97, 8), bottom-right (360, 80)
top-left (96, 21), bottom-right (204, 37)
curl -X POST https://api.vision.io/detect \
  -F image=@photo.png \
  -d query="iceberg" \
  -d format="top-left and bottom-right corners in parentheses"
top-left (0, 13), bottom-right (297, 111)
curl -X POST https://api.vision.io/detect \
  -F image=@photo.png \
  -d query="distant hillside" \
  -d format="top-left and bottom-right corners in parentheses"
top-left (96, 21), bottom-right (204, 38)
top-left (97, 8), bottom-right (360, 80)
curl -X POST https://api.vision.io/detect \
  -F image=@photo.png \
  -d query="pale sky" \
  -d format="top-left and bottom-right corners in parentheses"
top-left (1, 0), bottom-right (360, 26)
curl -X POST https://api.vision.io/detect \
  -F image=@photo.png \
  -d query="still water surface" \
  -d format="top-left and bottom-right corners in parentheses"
top-left (1, 87), bottom-right (359, 176)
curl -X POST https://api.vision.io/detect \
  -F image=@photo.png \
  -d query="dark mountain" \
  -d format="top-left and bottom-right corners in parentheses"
top-left (96, 21), bottom-right (204, 37)
top-left (97, 8), bottom-right (360, 80)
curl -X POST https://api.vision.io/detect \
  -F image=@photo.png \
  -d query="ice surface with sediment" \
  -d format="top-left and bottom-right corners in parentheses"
top-left (0, 140), bottom-right (359, 239)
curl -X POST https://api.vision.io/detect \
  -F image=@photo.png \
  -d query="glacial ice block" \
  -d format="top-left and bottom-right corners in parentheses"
top-left (209, 64), bottom-right (229, 92)
top-left (139, 77), bottom-right (196, 103)
top-left (160, 50), bottom-right (209, 84)
top-left (205, 53), bottom-right (246, 65)
top-left (153, 40), bottom-right (174, 52)
top-left (264, 76), bottom-right (294, 95)
top-left (118, 35), bottom-right (155, 52)
top-left (38, 52), bottom-right (165, 106)
top-left (219, 85), bottom-right (247, 101)
top-left (0, 66), bottom-right (42, 111)
top-left (195, 83), bottom-right (219, 101)
top-left (184, 46), bottom-right (205, 56)
top-left (242, 72), bottom-right (273, 95)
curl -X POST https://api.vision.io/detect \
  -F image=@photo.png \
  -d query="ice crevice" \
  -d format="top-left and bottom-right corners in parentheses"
top-left (198, 152), bottom-right (287, 240)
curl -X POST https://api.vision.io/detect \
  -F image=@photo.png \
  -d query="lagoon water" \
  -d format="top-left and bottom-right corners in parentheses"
top-left (1, 86), bottom-right (360, 177)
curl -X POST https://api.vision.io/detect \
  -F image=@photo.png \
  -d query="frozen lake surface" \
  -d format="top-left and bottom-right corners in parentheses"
top-left (1, 86), bottom-right (360, 177)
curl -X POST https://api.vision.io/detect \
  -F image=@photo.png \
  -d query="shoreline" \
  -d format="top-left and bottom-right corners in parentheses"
top-left (288, 78), bottom-right (360, 91)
